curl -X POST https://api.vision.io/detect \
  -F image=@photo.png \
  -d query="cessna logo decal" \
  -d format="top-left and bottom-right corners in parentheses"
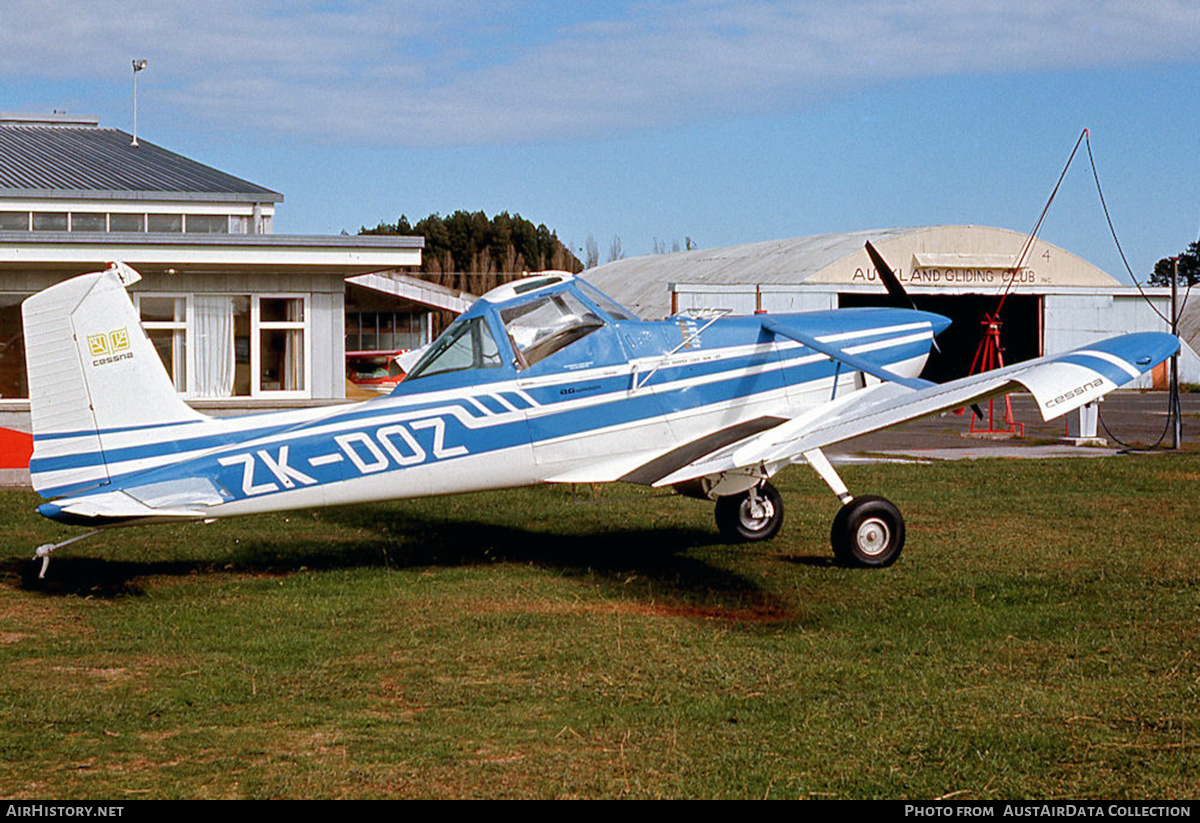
top-left (1044, 378), bottom-right (1104, 409)
top-left (87, 327), bottom-right (133, 367)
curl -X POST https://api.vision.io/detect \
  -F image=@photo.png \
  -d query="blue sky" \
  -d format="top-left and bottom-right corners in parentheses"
top-left (2, 0), bottom-right (1198, 281)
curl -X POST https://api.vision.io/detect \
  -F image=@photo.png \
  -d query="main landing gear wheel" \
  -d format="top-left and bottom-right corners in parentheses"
top-left (831, 495), bottom-right (905, 568)
top-left (715, 482), bottom-right (784, 542)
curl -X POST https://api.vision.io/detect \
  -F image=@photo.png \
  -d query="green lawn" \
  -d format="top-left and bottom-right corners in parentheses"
top-left (1, 455), bottom-right (1197, 799)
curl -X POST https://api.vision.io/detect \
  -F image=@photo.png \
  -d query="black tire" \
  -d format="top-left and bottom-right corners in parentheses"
top-left (715, 482), bottom-right (784, 542)
top-left (831, 495), bottom-right (904, 568)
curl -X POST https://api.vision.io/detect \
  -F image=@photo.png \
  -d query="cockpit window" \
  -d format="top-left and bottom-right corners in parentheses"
top-left (404, 316), bottom-right (501, 380)
top-left (576, 279), bottom-right (637, 320)
top-left (501, 291), bottom-right (604, 368)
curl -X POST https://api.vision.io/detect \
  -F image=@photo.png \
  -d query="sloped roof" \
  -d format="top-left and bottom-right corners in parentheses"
top-left (583, 227), bottom-right (921, 316)
top-left (584, 226), bottom-right (1123, 317)
top-left (0, 125), bottom-right (281, 202)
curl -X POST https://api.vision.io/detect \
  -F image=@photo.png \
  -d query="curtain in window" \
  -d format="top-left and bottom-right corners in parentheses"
top-left (283, 329), bottom-right (298, 390)
top-left (193, 296), bottom-right (235, 397)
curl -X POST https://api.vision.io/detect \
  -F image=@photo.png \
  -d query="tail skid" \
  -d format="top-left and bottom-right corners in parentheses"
top-left (22, 263), bottom-right (210, 498)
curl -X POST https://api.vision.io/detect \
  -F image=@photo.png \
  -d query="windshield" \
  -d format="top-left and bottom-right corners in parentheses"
top-left (501, 291), bottom-right (604, 368)
top-left (404, 316), bottom-right (501, 380)
top-left (576, 279), bottom-right (637, 320)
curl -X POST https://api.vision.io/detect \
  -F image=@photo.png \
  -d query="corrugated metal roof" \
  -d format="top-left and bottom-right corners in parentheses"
top-left (583, 227), bottom-right (922, 316)
top-left (0, 126), bottom-right (282, 202)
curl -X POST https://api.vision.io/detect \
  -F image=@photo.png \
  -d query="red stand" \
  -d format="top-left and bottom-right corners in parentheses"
top-left (966, 312), bottom-right (1024, 438)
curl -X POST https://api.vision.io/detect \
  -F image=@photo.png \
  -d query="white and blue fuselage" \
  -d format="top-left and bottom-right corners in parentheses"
top-left (28, 272), bottom-right (948, 527)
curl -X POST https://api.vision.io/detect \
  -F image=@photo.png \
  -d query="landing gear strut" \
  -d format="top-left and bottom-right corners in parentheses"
top-left (714, 481), bottom-right (784, 542)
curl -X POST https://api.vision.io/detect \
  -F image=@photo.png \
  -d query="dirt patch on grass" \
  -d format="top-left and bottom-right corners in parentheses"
top-left (0, 590), bottom-right (92, 641)
top-left (9, 659), bottom-right (139, 687)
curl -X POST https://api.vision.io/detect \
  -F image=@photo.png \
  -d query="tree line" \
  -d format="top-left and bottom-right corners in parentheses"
top-left (1151, 241), bottom-right (1200, 287)
top-left (361, 211), bottom-right (583, 297)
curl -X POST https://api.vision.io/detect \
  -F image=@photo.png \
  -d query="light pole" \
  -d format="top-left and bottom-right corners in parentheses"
top-left (131, 59), bottom-right (147, 146)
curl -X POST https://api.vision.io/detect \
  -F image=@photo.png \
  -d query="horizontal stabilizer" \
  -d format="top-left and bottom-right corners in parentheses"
top-left (37, 490), bottom-right (210, 528)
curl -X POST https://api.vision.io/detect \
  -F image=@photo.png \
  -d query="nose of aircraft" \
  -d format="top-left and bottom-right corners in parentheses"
top-left (922, 311), bottom-right (952, 338)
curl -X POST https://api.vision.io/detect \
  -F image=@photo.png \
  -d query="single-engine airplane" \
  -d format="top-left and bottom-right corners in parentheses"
top-left (22, 246), bottom-right (1178, 575)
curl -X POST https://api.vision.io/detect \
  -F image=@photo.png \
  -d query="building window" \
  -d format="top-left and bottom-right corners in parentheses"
top-left (0, 211), bottom-right (250, 234)
top-left (147, 214), bottom-right (183, 233)
top-left (32, 212), bottom-right (67, 231)
top-left (346, 311), bottom-right (426, 352)
top-left (138, 295), bottom-right (188, 392)
top-left (0, 295), bottom-right (28, 399)
top-left (185, 214), bottom-right (230, 234)
top-left (72, 213), bottom-right (107, 232)
top-left (257, 297), bottom-right (305, 392)
top-left (0, 212), bottom-right (29, 231)
top-left (110, 214), bottom-right (145, 232)
top-left (138, 292), bottom-right (309, 399)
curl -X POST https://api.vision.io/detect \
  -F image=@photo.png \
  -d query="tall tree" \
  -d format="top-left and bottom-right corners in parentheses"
top-left (607, 234), bottom-right (624, 263)
top-left (1150, 241), bottom-right (1200, 287)
top-left (360, 211), bottom-right (583, 334)
top-left (584, 234), bottom-right (599, 269)
top-left (361, 210), bottom-right (582, 279)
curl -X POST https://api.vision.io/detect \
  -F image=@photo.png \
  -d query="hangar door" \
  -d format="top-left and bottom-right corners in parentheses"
top-left (837, 293), bottom-right (1042, 384)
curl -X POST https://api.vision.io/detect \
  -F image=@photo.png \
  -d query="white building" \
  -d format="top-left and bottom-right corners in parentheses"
top-left (0, 113), bottom-right (433, 475)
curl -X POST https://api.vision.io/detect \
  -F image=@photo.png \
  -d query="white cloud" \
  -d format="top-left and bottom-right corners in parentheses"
top-left (1, 0), bottom-right (1197, 145)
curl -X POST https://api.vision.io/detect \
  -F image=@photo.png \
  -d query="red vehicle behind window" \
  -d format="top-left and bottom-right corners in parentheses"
top-left (346, 350), bottom-right (407, 396)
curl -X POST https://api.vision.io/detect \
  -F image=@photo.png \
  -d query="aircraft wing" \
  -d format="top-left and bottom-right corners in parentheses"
top-left (652, 331), bottom-right (1179, 488)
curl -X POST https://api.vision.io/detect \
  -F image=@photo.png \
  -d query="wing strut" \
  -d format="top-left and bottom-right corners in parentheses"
top-left (803, 448), bottom-right (852, 504)
top-left (760, 316), bottom-right (933, 391)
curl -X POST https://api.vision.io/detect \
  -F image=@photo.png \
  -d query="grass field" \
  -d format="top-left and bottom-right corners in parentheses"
top-left (0, 454), bottom-right (1197, 799)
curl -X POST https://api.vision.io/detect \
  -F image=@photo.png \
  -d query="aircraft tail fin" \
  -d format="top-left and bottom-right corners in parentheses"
top-left (22, 263), bottom-right (209, 498)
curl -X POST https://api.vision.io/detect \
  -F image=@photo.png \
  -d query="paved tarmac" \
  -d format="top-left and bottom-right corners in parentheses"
top-left (828, 390), bottom-right (1196, 462)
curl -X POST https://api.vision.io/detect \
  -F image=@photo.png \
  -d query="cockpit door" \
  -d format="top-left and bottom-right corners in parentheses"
top-left (501, 291), bottom-right (670, 471)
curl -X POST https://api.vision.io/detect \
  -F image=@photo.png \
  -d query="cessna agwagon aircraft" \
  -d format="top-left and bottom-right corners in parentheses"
top-left (22, 248), bottom-right (1178, 575)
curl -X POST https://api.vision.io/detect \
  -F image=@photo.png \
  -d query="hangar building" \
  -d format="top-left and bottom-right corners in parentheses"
top-left (585, 225), bottom-right (1197, 385)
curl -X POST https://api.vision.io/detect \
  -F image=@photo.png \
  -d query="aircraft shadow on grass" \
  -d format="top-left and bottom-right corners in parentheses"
top-left (5, 506), bottom-right (803, 620)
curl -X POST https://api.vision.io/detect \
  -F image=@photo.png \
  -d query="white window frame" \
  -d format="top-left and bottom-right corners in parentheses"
top-left (250, 293), bottom-right (310, 399)
top-left (135, 293), bottom-right (190, 393)
top-left (135, 292), bottom-right (311, 399)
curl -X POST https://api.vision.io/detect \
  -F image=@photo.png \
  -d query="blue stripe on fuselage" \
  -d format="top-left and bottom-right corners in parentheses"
top-left (30, 394), bottom-right (503, 478)
top-left (38, 313), bottom-right (935, 502)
